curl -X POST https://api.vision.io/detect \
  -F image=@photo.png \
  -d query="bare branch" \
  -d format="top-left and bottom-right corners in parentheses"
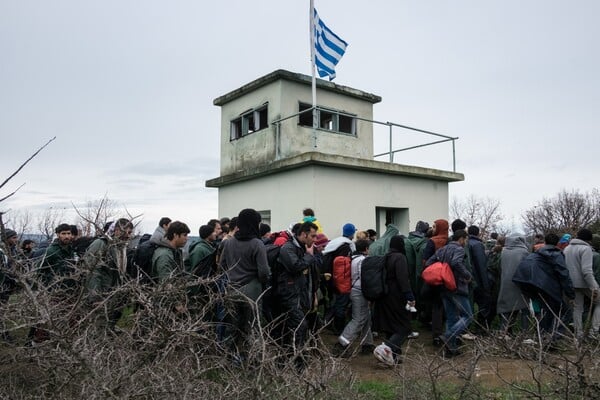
top-left (0, 136), bottom-right (56, 192)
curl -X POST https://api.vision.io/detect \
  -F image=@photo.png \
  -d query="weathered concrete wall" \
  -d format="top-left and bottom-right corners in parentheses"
top-left (216, 164), bottom-right (450, 239)
top-left (217, 71), bottom-right (378, 176)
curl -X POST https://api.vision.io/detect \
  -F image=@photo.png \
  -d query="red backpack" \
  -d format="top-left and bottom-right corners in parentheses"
top-left (421, 261), bottom-right (457, 291)
top-left (332, 255), bottom-right (353, 294)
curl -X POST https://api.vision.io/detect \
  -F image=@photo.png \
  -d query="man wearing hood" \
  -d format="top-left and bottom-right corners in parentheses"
top-left (513, 233), bottom-right (574, 340)
top-left (497, 233), bottom-right (530, 335)
top-left (564, 228), bottom-right (600, 339)
top-left (219, 209), bottom-right (270, 360)
top-left (152, 221), bottom-right (189, 283)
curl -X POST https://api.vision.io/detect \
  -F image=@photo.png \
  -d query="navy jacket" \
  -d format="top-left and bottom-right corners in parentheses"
top-left (512, 244), bottom-right (575, 304)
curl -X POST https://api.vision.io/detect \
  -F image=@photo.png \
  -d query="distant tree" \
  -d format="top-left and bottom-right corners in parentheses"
top-left (74, 195), bottom-right (119, 237)
top-left (37, 206), bottom-right (66, 240)
top-left (522, 189), bottom-right (600, 235)
top-left (450, 195), bottom-right (503, 240)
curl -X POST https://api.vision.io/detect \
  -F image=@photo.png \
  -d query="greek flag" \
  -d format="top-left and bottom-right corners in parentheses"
top-left (313, 9), bottom-right (348, 80)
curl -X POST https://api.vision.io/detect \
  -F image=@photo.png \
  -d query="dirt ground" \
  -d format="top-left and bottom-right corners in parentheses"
top-left (318, 326), bottom-right (599, 391)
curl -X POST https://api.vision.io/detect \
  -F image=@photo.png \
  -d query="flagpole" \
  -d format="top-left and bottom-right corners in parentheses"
top-left (310, 0), bottom-right (317, 148)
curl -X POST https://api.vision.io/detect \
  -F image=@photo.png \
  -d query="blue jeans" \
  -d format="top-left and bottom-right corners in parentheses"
top-left (442, 293), bottom-right (473, 351)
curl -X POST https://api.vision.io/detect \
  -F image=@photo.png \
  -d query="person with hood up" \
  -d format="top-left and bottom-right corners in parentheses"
top-left (564, 228), bottom-right (600, 339)
top-left (368, 221), bottom-right (399, 257)
top-left (219, 209), bottom-right (270, 362)
top-left (512, 233), bottom-right (575, 341)
top-left (421, 219), bottom-right (449, 345)
top-left (372, 235), bottom-right (415, 366)
top-left (497, 233), bottom-right (530, 336)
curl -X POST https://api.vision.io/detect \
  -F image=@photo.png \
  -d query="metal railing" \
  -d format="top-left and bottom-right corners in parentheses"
top-left (271, 106), bottom-right (459, 172)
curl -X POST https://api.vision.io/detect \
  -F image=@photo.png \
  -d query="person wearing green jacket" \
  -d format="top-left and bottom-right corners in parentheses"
top-left (185, 224), bottom-right (216, 274)
top-left (84, 218), bottom-right (133, 330)
top-left (152, 221), bottom-right (189, 284)
top-left (38, 223), bottom-right (76, 289)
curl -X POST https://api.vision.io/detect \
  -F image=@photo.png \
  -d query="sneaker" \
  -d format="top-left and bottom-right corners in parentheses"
top-left (373, 343), bottom-right (395, 366)
top-left (522, 338), bottom-right (537, 345)
top-left (407, 331), bottom-right (419, 339)
top-left (432, 336), bottom-right (443, 347)
top-left (460, 333), bottom-right (477, 341)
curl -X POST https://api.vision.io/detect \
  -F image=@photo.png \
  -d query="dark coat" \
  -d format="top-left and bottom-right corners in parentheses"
top-left (468, 236), bottom-right (489, 291)
top-left (373, 249), bottom-right (413, 335)
top-left (512, 245), bottom-right (575, 304)
top-left (426, 241), bottom-right (472, 296)
top-left (277, 236), bottom-right (317, 311)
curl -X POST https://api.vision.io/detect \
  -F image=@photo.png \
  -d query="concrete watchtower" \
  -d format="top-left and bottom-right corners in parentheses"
top-left (206, 69), bottom-right (463, 238)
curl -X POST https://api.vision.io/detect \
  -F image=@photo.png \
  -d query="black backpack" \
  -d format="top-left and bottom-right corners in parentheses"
top-left (191, 248), bottom-right (218, 279)
top-left (133, 238), bottom-right (158, 282)
top-left (265, 243), bottom-right (283, 288)
top-left (360, 255), bottom-right (388, 301)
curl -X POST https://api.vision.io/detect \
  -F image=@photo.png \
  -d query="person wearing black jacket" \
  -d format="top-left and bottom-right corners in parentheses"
top-left (512, 233), bottom-right (575, 341)
top-left (467, 226), bottom-right (493, 332)
top-left (274, 221), bottom-right (318, 362)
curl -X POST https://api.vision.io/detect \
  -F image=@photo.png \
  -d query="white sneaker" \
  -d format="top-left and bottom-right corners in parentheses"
top-left (373, 343), bottom-right (395, 366)
top-left (407, 331), bottom-right (419, 339)
top-left (460, 333), bottom-right (477, 341)
top-left (522, 338), bottom-right (537, 345)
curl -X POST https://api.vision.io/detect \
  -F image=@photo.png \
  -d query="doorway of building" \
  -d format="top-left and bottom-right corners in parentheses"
top-left (375, 207), bottom-right (409, 238)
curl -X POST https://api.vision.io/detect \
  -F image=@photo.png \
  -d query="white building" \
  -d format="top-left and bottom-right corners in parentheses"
top-left (206, 69), bottom-right (463, 238)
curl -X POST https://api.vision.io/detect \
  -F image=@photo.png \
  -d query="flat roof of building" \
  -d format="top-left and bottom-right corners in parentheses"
top-left (213, 69), bottom-right (382, 106)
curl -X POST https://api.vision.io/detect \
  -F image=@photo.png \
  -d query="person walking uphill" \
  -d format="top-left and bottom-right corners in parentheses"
top-left (372, 235), bottom-right (416, 366)
top-left (219, 209), bottom-right (270, 364)
top-left (425, 229), bottom-right (472, 357)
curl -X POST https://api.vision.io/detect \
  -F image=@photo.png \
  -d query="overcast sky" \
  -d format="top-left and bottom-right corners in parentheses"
top-left (1, 1), bottom-right (599, 234)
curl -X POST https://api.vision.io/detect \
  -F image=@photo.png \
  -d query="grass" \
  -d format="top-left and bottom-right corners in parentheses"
top-left (354, 380), bottom-right (397, 400)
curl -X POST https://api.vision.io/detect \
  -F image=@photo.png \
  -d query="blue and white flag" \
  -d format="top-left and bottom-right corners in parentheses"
top-left (313, 8), bottom-right (348, 80)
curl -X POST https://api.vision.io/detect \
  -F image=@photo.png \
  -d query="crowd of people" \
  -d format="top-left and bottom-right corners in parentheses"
top-left (1, 208), bottom-right (600, 369)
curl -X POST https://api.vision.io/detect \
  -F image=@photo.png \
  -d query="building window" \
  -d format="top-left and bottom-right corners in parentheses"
top-left (298, 103), bottom-right (356, 135)
top-left (257, 210), bottom-right (271, 226)
top-left (230, 103), bottom-right (269, 140)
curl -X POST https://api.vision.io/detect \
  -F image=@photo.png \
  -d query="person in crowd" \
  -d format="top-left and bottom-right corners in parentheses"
top-left (467, 225), bottom-right (493, 333)
top-left (425, 229), bottom-right (472, 357)
top-left (29, 223), bottom-right (76, 344)
top-left (404, 221), bottom-right (430, 339)
top-left (300, 208), bottom-right (323, 233)
top-left (152, 221), bottom-right (190, 283)
top-left (0, 229), bottom-right (21, 342)
top-left (373, 235), bottom-right (415, 365)
top-left (557, 234), bottom-right (572, 251)
top-left (322, 223), bottom-right (357, 334)
top-left (564, 228), bottom-right (600, 339)
top-left (259, 223), bottom-right (271, 243)
top-left (497, 233), bottom-right (530, 336)
top-left (186, 225), bottom-right (217, 273)
top-left (421, 219), bottom-right (449, 345)
top-left (84, 218), bottom-right (134, 331)
top-left (512, 233), bottom-right (575, 342)
top-left (369, 221), bottom-right (399, 256)
top-left (333, 239), bottom-right (374, 357)
top-left (366, 229), bottom-right (377, 243)
top-left (149, 217), bottom-right (171, 246)
top-left (532, 233), bottom-right (545, 252)
top-left (219, 209), bottom-right (270, 363)
top-left (21, 239), bottom-right (36, 258)
top-left (274, 221), bottom-right (318, 367)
